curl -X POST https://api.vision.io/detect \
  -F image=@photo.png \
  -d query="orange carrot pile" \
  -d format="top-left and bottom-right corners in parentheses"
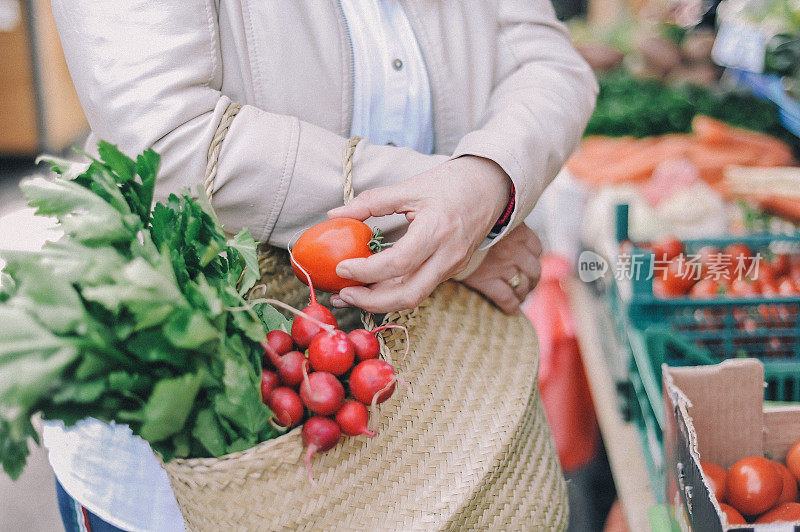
top-left (567, 116), bottom-right (795, 187)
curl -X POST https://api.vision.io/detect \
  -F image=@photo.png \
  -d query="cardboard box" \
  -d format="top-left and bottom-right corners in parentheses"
top-left (663, 359), bottom-right (800, 530)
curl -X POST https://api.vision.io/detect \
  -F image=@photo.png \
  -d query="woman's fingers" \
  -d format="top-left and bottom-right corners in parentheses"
top-left (329, 294), bottom-right (351, 308)
top-left (327, 183), bottom-right (416, 221)
top-left (336, 213), bottom-right (436, 283)
top-left (459, 225), bottom-right (546, 313)
top-left (516, 251), bottom-right (542, 292)
top-left (481, 278), bottom-right (523, 314)
top-left (338, 253), bottom-right (445, 313)
top-left (507, 268), bottom-right (533, 299)
top-left (517, 226), bottom-right (543, 257)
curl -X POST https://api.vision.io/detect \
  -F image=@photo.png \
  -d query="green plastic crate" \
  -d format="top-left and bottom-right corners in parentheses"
top-left (606, 277), bottom-right (666, 502)
top-left (615, 204), bottom-right (800, 363)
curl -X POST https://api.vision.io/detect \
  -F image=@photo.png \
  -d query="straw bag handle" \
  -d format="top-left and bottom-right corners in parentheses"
top-left (204, 102), bottom-right (281, 283)
top-left (204, 102), bottom-right (242, 203)
top-left (342, 136), bottom-right (361, 205)
top-left (341, 137), bottom-right (382, 332)
top-left (204, 102), bottom-right (280, 292)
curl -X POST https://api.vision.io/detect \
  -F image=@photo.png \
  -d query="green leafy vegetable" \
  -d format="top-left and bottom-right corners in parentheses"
top-left (139, 372), bottom-right (204, 442)
top-left (586, 70), bottom-right (798, 151)
top-left (0, 142), bottom-right (291, 479)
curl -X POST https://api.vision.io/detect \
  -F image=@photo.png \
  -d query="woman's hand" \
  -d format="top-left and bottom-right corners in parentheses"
top-left (328, 156), bottom-right (512, 313)
top-left (460, 224), bottom-right (543, 314)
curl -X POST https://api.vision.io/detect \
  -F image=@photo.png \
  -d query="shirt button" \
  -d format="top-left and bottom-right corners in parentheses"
top-left (392, 58), bottom-right (403, 71)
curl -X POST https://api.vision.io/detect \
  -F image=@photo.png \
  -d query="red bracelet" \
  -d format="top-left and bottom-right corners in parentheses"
top-left (489, 183), bottom-right (515, 237)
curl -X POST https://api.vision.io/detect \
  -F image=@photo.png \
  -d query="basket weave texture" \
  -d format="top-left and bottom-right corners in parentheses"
top-left (163, 261), bottom-right (567, 530)
top-left (163, 110), bottom-right (567, 530)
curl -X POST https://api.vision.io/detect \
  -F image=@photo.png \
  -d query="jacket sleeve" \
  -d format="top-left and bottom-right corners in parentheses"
top-left (50, 0), bottom-right (447, 248)
top-left (451, 0), bottom-right (598, 240)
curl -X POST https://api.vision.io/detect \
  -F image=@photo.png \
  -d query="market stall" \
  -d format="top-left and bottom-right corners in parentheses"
top-left (539, 0), bottom-right (800, 527)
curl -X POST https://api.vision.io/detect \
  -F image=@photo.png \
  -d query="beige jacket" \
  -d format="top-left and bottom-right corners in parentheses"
top-left (52, 0), bottom-right (596, 253)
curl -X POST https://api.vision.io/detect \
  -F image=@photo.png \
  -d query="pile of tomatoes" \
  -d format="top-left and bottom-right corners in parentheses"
top-left (701, 439), bottom-right (800, 525)
top-left (644, 236), bottom-right (800, 300)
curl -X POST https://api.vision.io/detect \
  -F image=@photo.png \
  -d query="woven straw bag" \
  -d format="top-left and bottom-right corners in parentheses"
top-left (162, 102), bottom-right (568, 531)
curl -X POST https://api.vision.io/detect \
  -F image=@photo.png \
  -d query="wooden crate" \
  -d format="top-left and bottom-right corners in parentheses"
top-left (0, 0), bottom-right (87, 156)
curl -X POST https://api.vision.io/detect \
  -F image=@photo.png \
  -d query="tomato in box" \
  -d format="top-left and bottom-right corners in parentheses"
top-left (727, 456), bottom-right (782, 516)
top-left (663, 360), bottom-right (800, 531)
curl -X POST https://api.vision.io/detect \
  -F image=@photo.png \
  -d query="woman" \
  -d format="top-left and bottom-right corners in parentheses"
top-left (47, 1), bottom-right (596, 530)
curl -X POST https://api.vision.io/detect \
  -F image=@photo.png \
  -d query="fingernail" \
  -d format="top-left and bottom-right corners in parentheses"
top-left (336, 262), bottom-right (352, 278)
top-left (338, 291), bottom-right (354, 305)
top-left (330, 296), bottom-right (347, 308)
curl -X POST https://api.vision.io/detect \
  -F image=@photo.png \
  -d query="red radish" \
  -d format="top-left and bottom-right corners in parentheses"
top-left (273, 350), bottom-right (307, 388)
top-left (260, 369), bottom-right (280, 403)
top-left (262, 340), bottom-right (308, 387)
top-left (308, 330), bottom-right (355, 375)
top-left (268, 387), bottom-right (304, 428)
top-left (292, 303), bottom-right (337, 348)
top-left (302, 416), bottom-right (341, 482)
top-left (349, 359), bottom-right (396, 405)
top-left (265, 330), bottom-right (293, 359)
top-left (348, 329), bottom-right (380, 361)
top-left (335, 401), bottom-right (376, 437)
top-left (288, 249), bottom-right (339, 348)
top-left (299, 371), bottom-right (345, 416)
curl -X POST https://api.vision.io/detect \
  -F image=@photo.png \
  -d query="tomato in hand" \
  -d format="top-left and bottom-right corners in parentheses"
top-left (786, 440), bottom-right (800, 484)
top-left (652, 235), bottom-right (684, 261)
top-left (702, 461), bottom-right (728, 502)
top-left (727, 456), bottom-right (783, 516)
top-left (755, 502), bottom-right (800, 523)
top-left (291, 218), bottom-right (382, 293)
top-left (719, 503), bottom-right (747, 525)
top-left (773, 461), bottom-right (799, 505)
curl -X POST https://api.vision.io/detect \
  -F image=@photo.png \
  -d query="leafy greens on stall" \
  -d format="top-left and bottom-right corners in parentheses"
top-left (586, 70), bottom-right (797, 149)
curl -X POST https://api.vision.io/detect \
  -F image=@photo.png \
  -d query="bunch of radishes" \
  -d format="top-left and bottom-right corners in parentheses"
top-left (258, 289), bottom-right (401, 481)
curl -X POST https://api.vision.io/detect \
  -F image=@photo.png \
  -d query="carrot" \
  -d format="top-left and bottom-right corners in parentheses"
top-left (692, 115), bottom-right (731, 145)
top-left (693, 115), bottom-right (794, 163)
top-left (687, 147), bottom-right (758, 184)
top-left (568, 117), bottom-right (794, 187)
top-left (585, 156), bottom-right (656, 184)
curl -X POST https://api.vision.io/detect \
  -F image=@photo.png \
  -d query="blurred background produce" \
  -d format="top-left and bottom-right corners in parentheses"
top-left (3, 0), bottom-right (800, 530)
top-left (526, 0), bottom-right (800, 529)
